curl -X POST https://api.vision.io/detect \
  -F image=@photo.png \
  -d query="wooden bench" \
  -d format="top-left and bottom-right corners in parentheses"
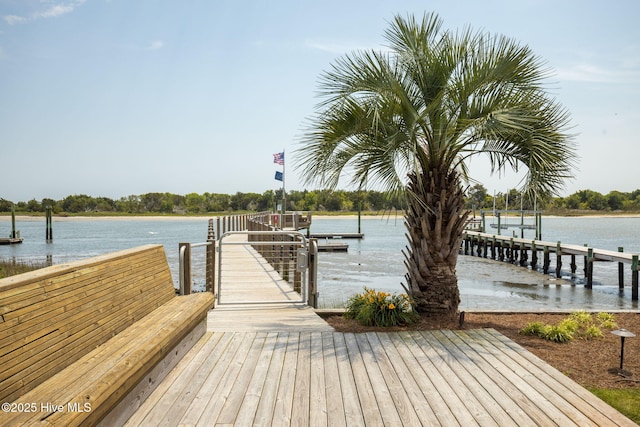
top-left (0, 244), bottom-right (214, 426)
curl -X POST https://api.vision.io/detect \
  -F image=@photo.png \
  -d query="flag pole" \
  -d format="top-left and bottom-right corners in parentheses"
top-left (282, 148), bottom-right (286, 221)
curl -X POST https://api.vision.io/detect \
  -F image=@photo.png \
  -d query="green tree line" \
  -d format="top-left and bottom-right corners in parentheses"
top-left (465, 185), bottom-right (640, 212)
top-left (0, 189), bottom-right (405, 214)
top-left (2, 186), bottom-right (639, 215)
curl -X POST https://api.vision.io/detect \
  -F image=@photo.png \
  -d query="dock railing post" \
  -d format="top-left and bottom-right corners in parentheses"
top-left (308, 238), bottom-right (318, 308)
top-left (179, 242), bottom-right (192, 295)
top-left (206, 220), bottom-right (216, 299)
top-left (618, 247), bottom-right (625, 291)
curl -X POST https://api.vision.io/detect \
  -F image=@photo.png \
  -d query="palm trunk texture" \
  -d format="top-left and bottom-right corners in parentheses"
top-left (403, 169), bottom-right (469, 316)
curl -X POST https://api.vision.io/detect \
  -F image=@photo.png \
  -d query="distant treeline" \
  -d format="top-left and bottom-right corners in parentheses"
top-left (2, 186), bottom-right (640, 215)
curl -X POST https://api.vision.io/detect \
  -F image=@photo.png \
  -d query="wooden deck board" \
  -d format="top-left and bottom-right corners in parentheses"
top-left (126, 330), bottom-right (637, 426)
top-left (122, 233), bottom-right (635, 426)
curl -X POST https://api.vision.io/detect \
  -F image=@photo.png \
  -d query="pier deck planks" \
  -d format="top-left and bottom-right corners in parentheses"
top-left (126, 330), bottom-right (635, 426)
top-left (124, 233), bottom-right (634, 426)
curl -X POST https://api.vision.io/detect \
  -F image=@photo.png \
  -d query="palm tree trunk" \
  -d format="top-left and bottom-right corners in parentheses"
top-left (402, 168), bottom-right (469, 316)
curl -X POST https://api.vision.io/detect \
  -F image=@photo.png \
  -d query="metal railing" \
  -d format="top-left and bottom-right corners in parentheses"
top-left (177, 214), bottom-right (320, 307)
top-left (217, 230), bottom-right (311, 304)
top-left (177, 218), bottom-right (216, 298)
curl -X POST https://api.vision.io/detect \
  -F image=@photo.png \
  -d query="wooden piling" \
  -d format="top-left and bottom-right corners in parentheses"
top-left (632, 255), bottom-right (638, 301)
top-left (618, 247), bottom-right (624, 291)
top-left (555, 241), bottom-right (562, 278)
top-left (45, 206), bottom-right (53, 241)
top-left (10, 205), bottom-right (17, 239)
top-left (586, 248), bottom-right (594, 289)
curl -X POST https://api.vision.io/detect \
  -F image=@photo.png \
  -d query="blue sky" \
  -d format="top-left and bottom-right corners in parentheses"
top-left (1, 0), bottom-right (639, 202)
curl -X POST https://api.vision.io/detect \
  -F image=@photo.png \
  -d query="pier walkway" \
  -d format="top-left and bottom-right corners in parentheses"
top-left (124, 234), bottom-right (634, 426)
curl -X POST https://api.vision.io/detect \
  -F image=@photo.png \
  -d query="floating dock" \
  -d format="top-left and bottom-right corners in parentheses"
top-left (0, 237), bottom-right (23, 245)
top-left (310, 232), bottom-right (364, 239)
top-left (317, 242), bottom-right (349, 252)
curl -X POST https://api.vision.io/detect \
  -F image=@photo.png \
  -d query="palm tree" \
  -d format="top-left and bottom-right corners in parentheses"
top-left (295, 13), bottom-right (576, 316)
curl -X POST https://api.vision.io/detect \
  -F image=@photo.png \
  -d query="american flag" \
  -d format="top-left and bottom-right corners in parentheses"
top-left (273, 152), bottom-right (284, 165)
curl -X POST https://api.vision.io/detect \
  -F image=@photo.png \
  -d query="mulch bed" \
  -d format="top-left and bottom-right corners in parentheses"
top-left (323, 312), bottom-right (640, 389)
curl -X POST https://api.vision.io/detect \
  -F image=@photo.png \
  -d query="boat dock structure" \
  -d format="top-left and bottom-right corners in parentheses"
top-left (462, 230), bottom-right (640, 300)
top-left (0, 212), bottom-right (636, 425)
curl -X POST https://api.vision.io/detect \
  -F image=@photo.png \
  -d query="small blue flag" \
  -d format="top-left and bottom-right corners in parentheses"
top-left (275, 171), bottom-right (283, 181)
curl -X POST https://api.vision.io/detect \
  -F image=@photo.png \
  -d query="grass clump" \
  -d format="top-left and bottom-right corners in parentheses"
top-left (519, 311), bottom-right (617, 343)
top-left (345, 287), bottom-right (418, 327)
top-left (0, 258), bottom-right (48, 279)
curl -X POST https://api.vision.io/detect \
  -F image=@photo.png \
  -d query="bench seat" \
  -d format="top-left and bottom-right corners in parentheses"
top-left (2, 291), bottom-right (213, 426)
top-left (0, 244), bottom-right (214, 426)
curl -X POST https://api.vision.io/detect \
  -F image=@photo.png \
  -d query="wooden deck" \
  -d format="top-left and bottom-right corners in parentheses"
top-left (123, 232), bottom-right (634, 426)
top-left (125, 329), bottom-right (634, 426)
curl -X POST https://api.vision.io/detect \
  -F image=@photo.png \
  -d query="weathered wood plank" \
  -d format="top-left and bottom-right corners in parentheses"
top-left (272, 332), bottom-right (299, 425)
top-left (177, 332), bottom-right (249, 426)
top-left (123, 329), bottom-right (635, 427)
top-left (195, 332), bottom-right (258, 424)
top-left (343, 332), bottom-right (384, 425)
top-left (234, 332), bottom-right (278, 425)
top-left (122, 331), bottom-right (220, 426)
top-left (440, 329), bottom-right (557, 426)
top-left (291, 331), bottom-right (311, 427)
top-left (308, 332), bottom-right (328, 427)
top-left (429, 330), bottom-right (539, 426)
top-left (383, 332), bottom-right (456, 425)
top-left (253, 332), bottom-right (289, 426)
top-left (471, 329), bottom-right (603, 426)
top-left (397, 331), bottom-right (481, 426)
top-left (365, 332), bottom-right (424, 427)
top-left (354, 333), bottom-right (403, 426)
top-left (479, 328), bottom-right (636, 426)
top-left (331, 332), bottom-right (365, 426)
top-left (321, 332), bottom-right (346, 427)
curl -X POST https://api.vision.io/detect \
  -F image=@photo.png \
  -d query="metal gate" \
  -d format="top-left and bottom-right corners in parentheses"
top-left (217, 231), bottom-right (309, 304)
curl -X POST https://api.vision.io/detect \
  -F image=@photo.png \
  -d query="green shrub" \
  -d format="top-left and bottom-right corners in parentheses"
top-left (542, 325), bottom-right (574, 343)
top-left (520, 321), bottom-right (546, 336)
top-left (596, 312), bottom-right (618, 329)
top-left (345, 287), bottom-right (418, 327)
top-left (585, 324), bottom-right (604, 338)
top-left (518, 311), bottom-right (617, 343)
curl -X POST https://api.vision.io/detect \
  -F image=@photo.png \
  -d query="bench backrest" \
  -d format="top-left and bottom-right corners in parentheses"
top-left (0, 244), bottom-right (176, 403)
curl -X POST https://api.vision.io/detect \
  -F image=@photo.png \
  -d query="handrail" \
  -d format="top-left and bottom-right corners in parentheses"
top-left (179, 240), bottom-right (215, 296)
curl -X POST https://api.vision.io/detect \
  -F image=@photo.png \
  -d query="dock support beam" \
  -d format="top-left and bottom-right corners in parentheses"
top-left (555, 242), bottom-right (562, 278)
top-left (586, 248), bottom-right (594, 289)
top-left (632, 255), bottom-right (638, 301)
top-left (618, 247), bottom-right (624, 291)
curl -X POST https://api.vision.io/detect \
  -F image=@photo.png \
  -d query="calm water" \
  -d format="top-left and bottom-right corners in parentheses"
top-left (1, 215), bottom-right (639, 311)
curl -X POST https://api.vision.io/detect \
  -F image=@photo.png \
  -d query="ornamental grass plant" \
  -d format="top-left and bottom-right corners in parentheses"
top-left (345, 287), bottom-right (418, 327)
top-left (519, 311), bottom-right (618, 343)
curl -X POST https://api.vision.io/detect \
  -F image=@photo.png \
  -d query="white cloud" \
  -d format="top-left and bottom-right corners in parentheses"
top-left (2, 1), bottom-right (86, 25)
top-left (149, 40), bottom-right (164, 50)
top-left (556, 63), bottom-right (640, 84)
top-left (305, 39), bottom-right (383, 55)
top-left (4, 15), bottom-right (27, 25)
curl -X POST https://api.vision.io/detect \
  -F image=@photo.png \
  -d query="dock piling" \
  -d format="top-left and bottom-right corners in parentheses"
top-left (618, 247), bottom-right (624, 291)
top-left (45, 206), bottom-right (53, 241)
